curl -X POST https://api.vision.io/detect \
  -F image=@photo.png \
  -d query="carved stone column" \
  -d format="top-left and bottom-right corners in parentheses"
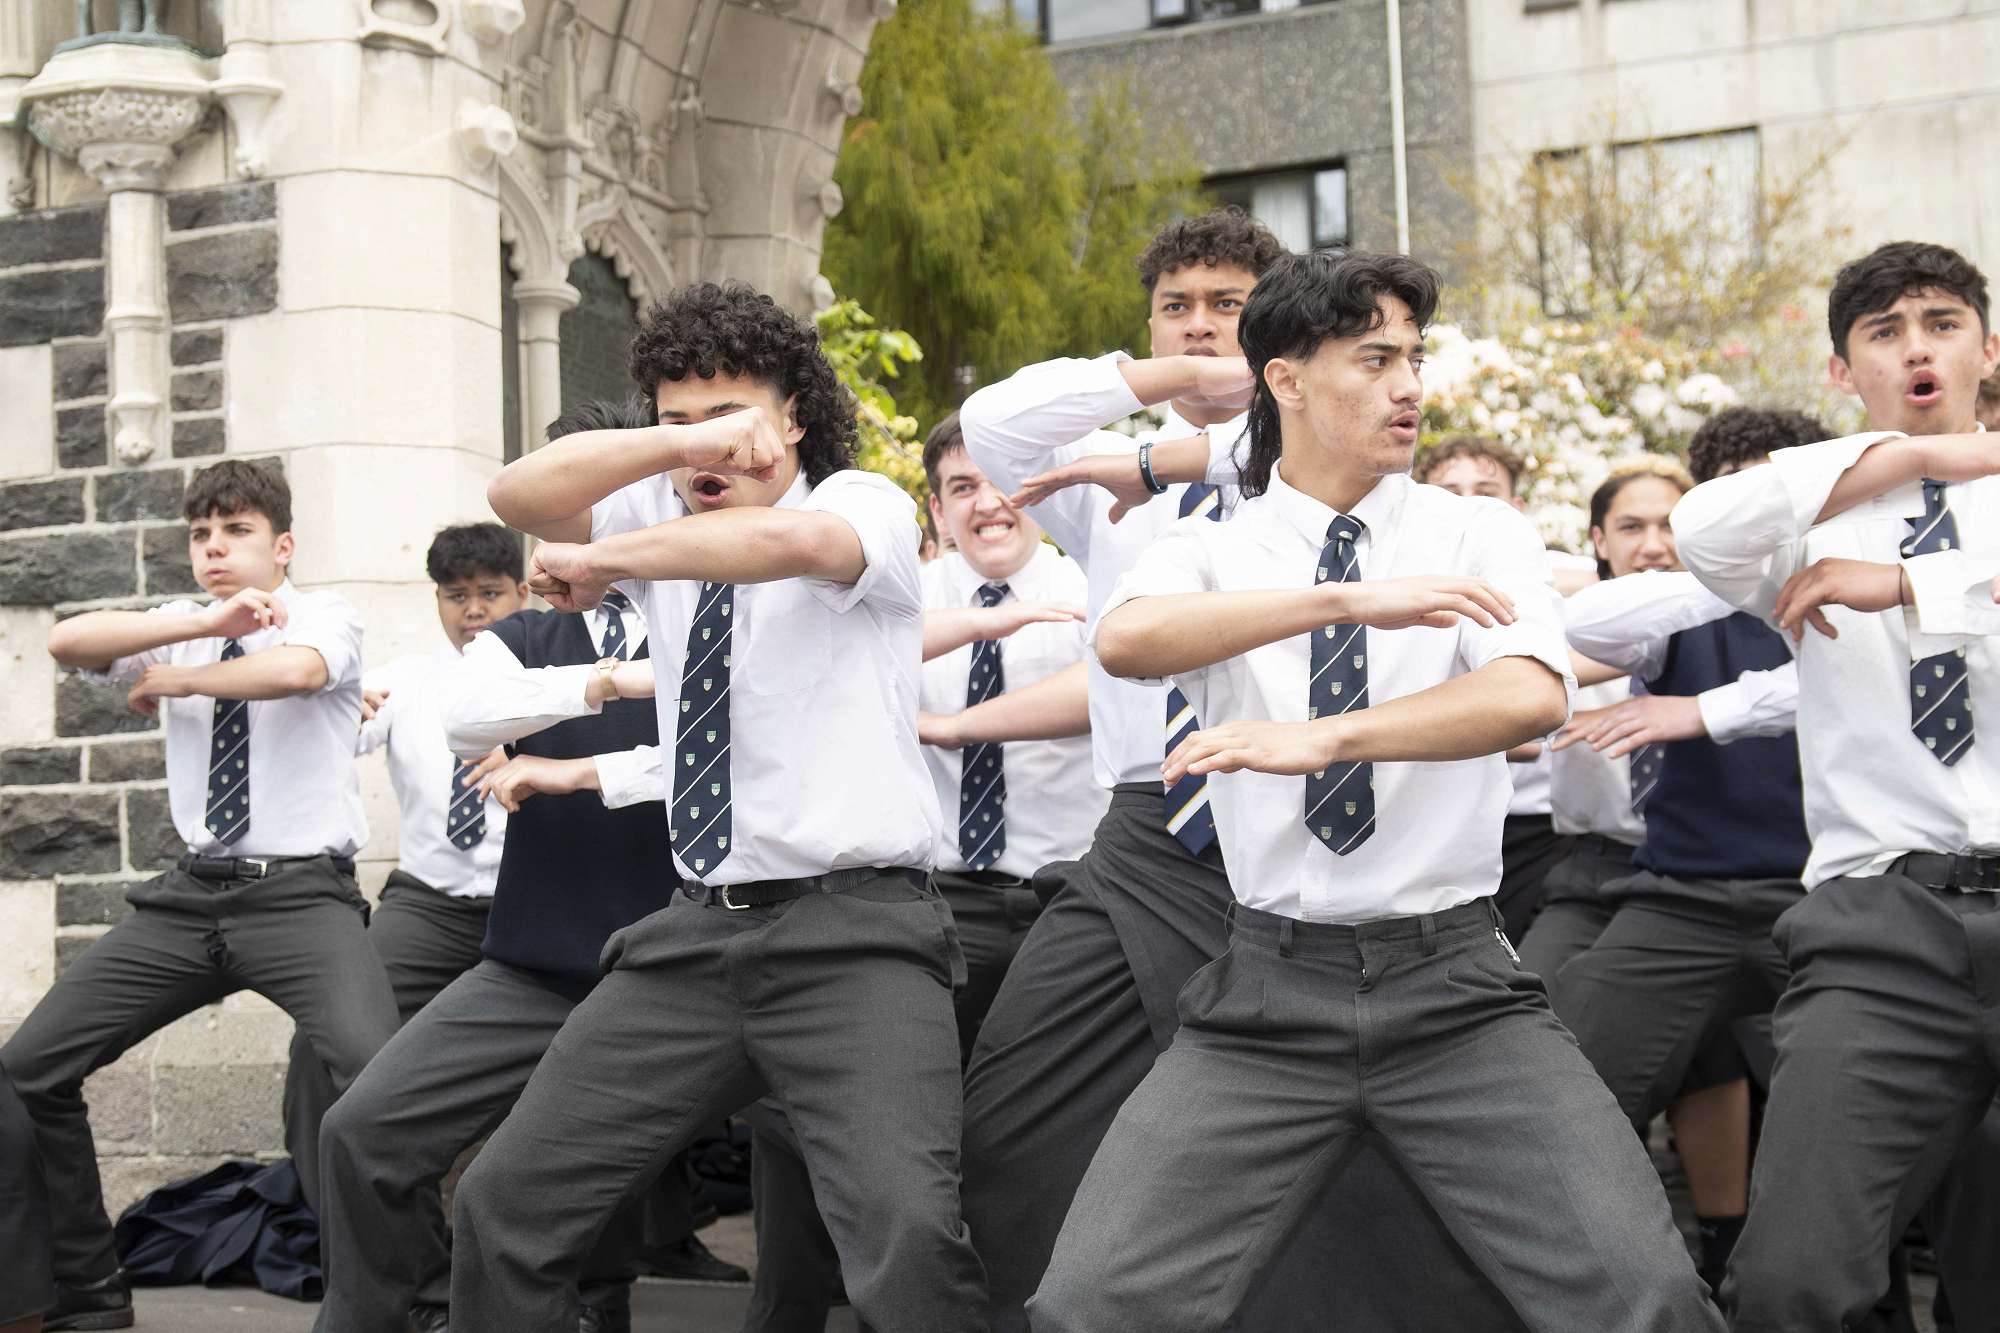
top-left (513, 278), bottom-right (580, 452)
top-left (19, 43), bottom-right (212, 464)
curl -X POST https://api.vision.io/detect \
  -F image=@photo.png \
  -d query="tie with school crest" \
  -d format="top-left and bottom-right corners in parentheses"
top-left (672, 581), bottom-right (734, 875)
top-left (1903, 479), bottom-right (1976, 765)
top-left (205, 639), bottom-right (250, 846)
top-left (959, 582), bottom-right (1010, 870)
top-left (1304, 515), bottom-right (1374, 855)
top-left (1164, 481), bottom-right (1225, 854)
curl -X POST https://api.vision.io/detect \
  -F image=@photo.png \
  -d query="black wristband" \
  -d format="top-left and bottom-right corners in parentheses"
top-left (1137, 441), bottom-right (1170, 495)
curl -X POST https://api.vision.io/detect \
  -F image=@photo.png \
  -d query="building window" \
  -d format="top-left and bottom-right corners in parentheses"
top-left (558, 251), bottom-right (640, 414)
top-left (1027, 0), bottom-right (1320, 44)
top-left (1612, 127), bottom-right (1760, 270)
top-left (1208, 164), bottom-right (1348, 254)
top-left (1531, 147), bottom-right (1591, 319)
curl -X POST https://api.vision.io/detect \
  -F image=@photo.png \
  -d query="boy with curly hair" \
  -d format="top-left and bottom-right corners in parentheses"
top-left (451, 282), bottom-right (985, 1332)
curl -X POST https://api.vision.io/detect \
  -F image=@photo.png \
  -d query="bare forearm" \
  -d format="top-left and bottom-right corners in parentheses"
top-left (1570, 650), bottom-right (1624, 687)
top-left (1097, 588), bottom-right (1336, 679)
top-left (182, 646), bottom-right (329, 700)
top-left (589, 509), bottom-right (865, 587)
top-left (925, 609), bottom-right (994, 661)
top-left (1323, 657), bottom-right (1567, 763)
top-left (953, 663), bottom-right (1090, 744)
top-left (1117, 355), bottom-right (1208, 407)
top-left (49, 609), bottom-right (208, 670)
top-left (487, 425), bottom-right (688, 541)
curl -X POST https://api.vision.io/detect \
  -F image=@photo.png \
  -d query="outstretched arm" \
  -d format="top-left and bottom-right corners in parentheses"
top-left (486, 407), bottom-right (787, 543)
top-left (923, 601), bottom-right (1086, 661)
top-left (1095, 578), bottom-right (1516, 682)
top-left (921, 662), bottom-right (1091, 747)
top-left (50, 587), bottom-right (287, 672)
top-left (126, 645), bottom-right (330, 715)
top-left (1166, 656), bottom-right (1568, 779)
top-left (528, 507), bottom-right (867, 611)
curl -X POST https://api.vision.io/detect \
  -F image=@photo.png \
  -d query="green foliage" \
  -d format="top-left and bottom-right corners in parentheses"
top-left (817, 297), bottom-right (927, 500)
top-left (823, 0), bottom-right (1204, 424)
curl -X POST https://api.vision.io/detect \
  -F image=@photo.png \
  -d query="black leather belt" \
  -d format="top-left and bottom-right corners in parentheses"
top-left (1892, 852), bottom-right (2000, 894)
top-left (178, 852), bottom-right (357, 882)
top-left (682, 866), bottom-right (926, 911)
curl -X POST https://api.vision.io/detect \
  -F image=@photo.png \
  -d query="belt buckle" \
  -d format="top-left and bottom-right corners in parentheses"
top-left (719, 885), bottom-right (751, 911)
top-left (240, 858), bottom-right (271, 879)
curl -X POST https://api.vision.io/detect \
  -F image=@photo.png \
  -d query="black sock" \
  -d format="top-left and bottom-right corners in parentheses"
top-left (1696, 1213), bottom-right (1746, 1276)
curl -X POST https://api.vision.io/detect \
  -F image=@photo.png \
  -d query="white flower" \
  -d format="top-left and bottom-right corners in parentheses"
top-left (1640, 359), bottom-right (1666, 382)
top-left (1628, 383), bottom-right (1669, 421)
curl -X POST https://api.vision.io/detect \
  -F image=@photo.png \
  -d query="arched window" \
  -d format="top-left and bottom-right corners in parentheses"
top-left (559, 251), bottom-right (640, 412)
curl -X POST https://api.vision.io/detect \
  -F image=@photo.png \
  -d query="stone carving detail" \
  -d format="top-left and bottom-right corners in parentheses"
top-left (810, 178), bottom-right (844, 219)
top-left (458, 100), bottom-right (519, 164)
top-left (462, 0), bottom-right (527, 44)
top-left (30, 87), bottom-right (205, 169)
top-left (504, 1), bottom-right (585, 138)
top-left (824, 62), bottom-right (864, 118)
top-left (357, 0), bottom-right (452, 56)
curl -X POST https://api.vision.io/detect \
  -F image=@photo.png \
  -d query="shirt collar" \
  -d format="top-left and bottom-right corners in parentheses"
top-left (938, 545), bottom-right (1040, 600)
top-left (1260, 467), bottom-right (1407, 549)
top-left (1157, 403), bottom-right (1248, 443)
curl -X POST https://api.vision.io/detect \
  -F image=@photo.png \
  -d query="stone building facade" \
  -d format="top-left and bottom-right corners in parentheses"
top-left (0, 0), bottom-right (884, 1212)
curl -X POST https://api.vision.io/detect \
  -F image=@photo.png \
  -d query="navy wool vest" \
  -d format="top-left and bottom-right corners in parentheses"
top-left (480, 609), bottom-right (674, 997)
top-left (1633, 612), bottom-right (1810, 880)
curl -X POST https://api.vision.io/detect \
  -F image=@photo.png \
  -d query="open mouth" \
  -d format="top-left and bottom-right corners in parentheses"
top-left (1387, 411), bottom-right (1420, 438)
top-left (1906, 370), bottom-right (1944, 407)
top-left (691, 474), bottom-right (731, 504)
top-left (972, 520), bottom-right (1015, 542)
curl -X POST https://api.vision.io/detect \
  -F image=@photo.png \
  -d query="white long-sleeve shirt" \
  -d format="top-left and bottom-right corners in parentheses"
top-left (960, 352), bottom-right (1248, 789)
top-left (1671, 431), bottom-right (2000, 886)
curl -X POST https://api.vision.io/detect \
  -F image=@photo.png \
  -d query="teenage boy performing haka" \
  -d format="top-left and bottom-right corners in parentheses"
top-left (1031, 250), bottom-right (1720, 1333)
top-left (4, 460), bottom-right (397, 1331)
top-left (1673, 240), bottom-right (2000, 1331)
top-left (451, 282), bottom-right (985, 1332)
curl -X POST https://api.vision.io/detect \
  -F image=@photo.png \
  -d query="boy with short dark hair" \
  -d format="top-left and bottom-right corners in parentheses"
top-left (1675, 239), bottom-right (2000, 1329)
top-left (278, 522), bottom-right (526, 1209)
top-left (5, 459), bottom-right (398, 1331)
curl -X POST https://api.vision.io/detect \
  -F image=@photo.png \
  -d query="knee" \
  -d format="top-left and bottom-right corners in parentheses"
top-left (451, 1146), bottom-right (522, 1238)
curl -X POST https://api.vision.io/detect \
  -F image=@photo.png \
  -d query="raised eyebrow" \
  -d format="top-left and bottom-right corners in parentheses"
top-left (1859, 310), bottom-right (1903, 328)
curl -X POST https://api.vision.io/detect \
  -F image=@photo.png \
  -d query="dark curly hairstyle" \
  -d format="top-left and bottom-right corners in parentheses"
top-left (1828, 241), bottom-right (1989, 360)
top-left (1236, 250), bottom-right (1440, 496)
top-left (1686, 406), bottom-right (1828, 483)
top-left (545, 394), bottom-right (656, 442)
top-left (426, 522), bottom-right (522, 585)
top-left (1136, 206), bottom-right (1287, 294)
top-left (626, 281), bottom-right (857, 485)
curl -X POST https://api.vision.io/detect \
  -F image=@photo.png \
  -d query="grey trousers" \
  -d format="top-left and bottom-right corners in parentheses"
top-left (1498, 812), bottom-right (1576, 943)
top-left (1726, 873), bottom-right (2000, 1332)
top-left (1029, 900), bottom-right (1723, 1333)
top-left (0, 1067), bottom-right (54, 1324)
top-left (283, 871), bottom-right (491, 1208)
top-left (1551, 870), bottom-right (1797, 1130)
top-left (0, 857), bottom-right (398, 1284)
top-left (934, 867), bottom-right (1044, 1062)
top-left (449, 873), bottom-right (988, 1333)
top-left (313, 958), bottom-right (655, 1332)
top-left (962, 788), bottom-right (1524, 1333)
top-left (1516, 834), bottom-right (1632, 982)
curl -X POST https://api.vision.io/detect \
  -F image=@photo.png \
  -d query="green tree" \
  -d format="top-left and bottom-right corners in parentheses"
top-left (817, 297), bottom-right (927, 499)
top-left (824, 0), bottom-right (1203, 424)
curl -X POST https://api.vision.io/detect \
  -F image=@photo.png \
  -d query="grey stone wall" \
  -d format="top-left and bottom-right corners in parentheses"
top-left (0, 186), bottom-right (286, 1211)
top-left (1046, 0), bottom-right (1472, 265)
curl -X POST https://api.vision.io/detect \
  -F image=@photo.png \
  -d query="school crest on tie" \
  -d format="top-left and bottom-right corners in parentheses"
top-left (710, 782), bottom-right (721, 795)
top-left (1345, 801), bottom-right (1358, 816)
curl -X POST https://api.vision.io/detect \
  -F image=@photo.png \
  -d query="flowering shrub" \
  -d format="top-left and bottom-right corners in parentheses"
top-left (1420, 321), bottom-right (1744, 551)
top-left (817, 298), bottom-right (927, 499)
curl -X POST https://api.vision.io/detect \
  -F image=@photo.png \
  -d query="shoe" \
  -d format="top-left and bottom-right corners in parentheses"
top-left (45, 1271), bottom-right (134, 1331)
top-left (409, 1303), bottom-right (450, 1333)
top-left (579, 1305), bottom-right (632, 1333)
top-left (629, 1233), bottom-right (749, 1283)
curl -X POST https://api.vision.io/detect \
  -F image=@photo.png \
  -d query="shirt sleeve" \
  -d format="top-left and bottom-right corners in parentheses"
top-left (799, 470), bottom-right (924, 619)
top-left (1201, 415), bottom-right (1252, 487)
top-left (590, 477), bottom-right (668, 544)
top-left (438, 629), bottom-right (598, 758)
top-left (1697, 660), bottom-right (1799, 744)
top-left (91, 599), bottom-right (204, 681)
top-left (959, 353), bottom-right (1146, 561)
top-left (1456, 502), bottom-right (1576, 713)
top-left (353, 659), bottom-right (403, 757)
top-left (283, 593), bottom-right (364, 693)
top-left (1091, 523), bottom-right (1216, 690)
top-left (1671, 432), bottom-right (1906, 619)
top-left (1903, 548), bottom-right (2000, 649)
top-left (1562, 570), bottom-right (1735, 678)
top-left (594, 744), bottom-right (664, 809)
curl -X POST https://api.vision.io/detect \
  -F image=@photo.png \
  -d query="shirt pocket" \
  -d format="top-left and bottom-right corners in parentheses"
top-left (741, 583), bottom-right (832, 697)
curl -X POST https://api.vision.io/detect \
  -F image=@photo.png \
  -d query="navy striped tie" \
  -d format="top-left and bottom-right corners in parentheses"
top-left (672, 581), bottom-right (734, 876)
top-left (204, 639), bottom-right (250, 846)
top-left (1626, 680), bottom-right (1664, 816)
top-left (447, 757), bottom-right (486, 849)
top-left (1904, 479), bottom-right (1975, 765)
top-left (959, 582), bottom-right (1010, 870)
top-left (1304, 516), bottom-right (1373, 855)
top-left (1164, 482), bottom-right (1224, 855)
